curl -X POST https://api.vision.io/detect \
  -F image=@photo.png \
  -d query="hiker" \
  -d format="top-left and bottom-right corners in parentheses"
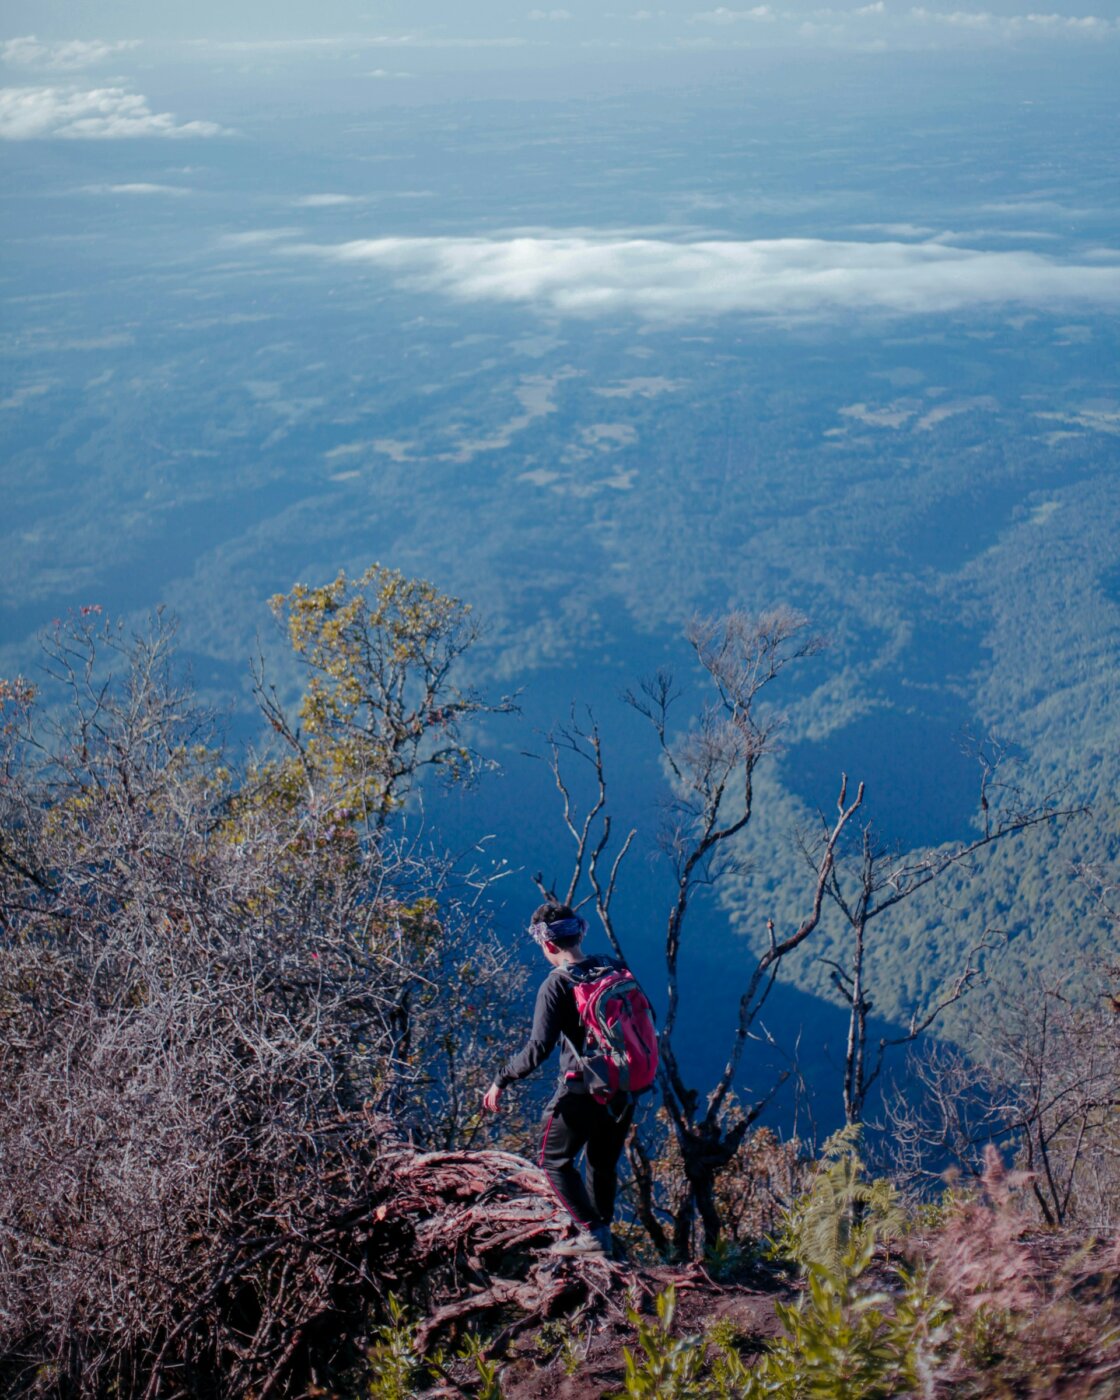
top-left (481, 901), bottom-right (657, 1257)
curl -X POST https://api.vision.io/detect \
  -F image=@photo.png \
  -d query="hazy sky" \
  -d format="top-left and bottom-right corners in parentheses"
top-left (3, 0), bottom-right (1118, 47)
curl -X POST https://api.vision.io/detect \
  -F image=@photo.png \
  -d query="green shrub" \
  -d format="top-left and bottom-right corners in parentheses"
top-left (752, 1128), bottom-right (949, 1397)
top-left (365, 1296), bottom-right (426, 1400)
top-left (769, 1126), bottom-right (906, 1273)
top-left (611, 1288), bottom-right (706, 1398)
top-left (751, 1236), bottom-right (951, 1399)
top-left (364, 1296), bottom-right (505, 1399)
top-left (614, 1133), bottom-right (951, 1399)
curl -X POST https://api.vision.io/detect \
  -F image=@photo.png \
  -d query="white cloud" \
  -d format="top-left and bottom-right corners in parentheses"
top-left (1, 36), bottom-right (140, 71)
top-left (935, 226), bottom-right (1062, 242)
top-left (910, 8), bottom-right (993, 26)
top-left (359, 35), bottom-right (530, 48)
top-left (0, 381), bottom-right (53, 411)
top-left (692, 6), bottom-right (775, 21)
top-left (682, 1), bottom-right (1117, 40)
top-left (980, 199), bottom-right (1094, 216)
top-left (193, 34), bottom-right (529, 51)
top-left (850, 221), bottom-right (937, 237)
top-left (909, 6), bottom-right (1116, 29)
top-left (0, 86), bottom-right (227, 140)
top-left (295, 193), bottom-right (362, 207)
top-left (220, 228), bottom-right (301, 246)
top-left (528, 7), bottom-right (574, 17)
top-left (84, 181), bottom-right (192, 196)
top-left (285, 232), bottom-right (1120, 321)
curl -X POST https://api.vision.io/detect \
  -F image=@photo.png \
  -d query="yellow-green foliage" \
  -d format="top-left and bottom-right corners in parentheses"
top-left (750, 1127), bottom-right (946, 1396)
top-left (363, 1296), bottom-right (503, 1400)
top-left (275, 565), bottom-right (469, 732)
top-left (616, 1141), bottom-right (949, 1400)
top-left (754, 1238), bottom-right (951, 1399)
top-left (770, 1125), bottom-right (906, 1273)
top-left (365, 1295), bottom-right (426, 1400)
top-left (612, 1288), bottom-right (706, 1399)
top-left (614, 1261), bottom-right (950, 1400)
top-left (268, 564), bottom-right (483, 828)
top-left (535, 1319), bottom-right (589, 1375)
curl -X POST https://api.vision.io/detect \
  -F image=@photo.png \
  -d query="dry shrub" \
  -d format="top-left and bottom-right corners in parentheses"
top-left (921, 1148), bottom-right (1120, 1397)
top-left (625, 1105), bottom-right (807, 1263)
top-left (0, 609), bottom-right (516, 1396)
top-left (889, 972), bottom-right (1120, 1237)
top-left (710, 1123), bottom-right (808, 1249)
top-left (926, 1147), bottom-right (1041, 1319)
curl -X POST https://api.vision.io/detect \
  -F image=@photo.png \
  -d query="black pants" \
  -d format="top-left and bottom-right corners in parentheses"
top-left (539, 1090), bottom-right (634, 1230)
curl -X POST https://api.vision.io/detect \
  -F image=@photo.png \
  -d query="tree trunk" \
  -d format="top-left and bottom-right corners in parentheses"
top-left (671, 1185), bottom-right (696, 1263)
top-left (628, 1131), bottom-right (672, 1259)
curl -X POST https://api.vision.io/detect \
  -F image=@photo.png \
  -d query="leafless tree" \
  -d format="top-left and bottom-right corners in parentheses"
top-left (887, 976), bottom-right (1120, 1230)
top-left (537, 608), bottom-right (863, 1259)
top-left (812, 739), bottom-right (1077, 1127)
top-left (990, 981), bottom-right (1120, 1228)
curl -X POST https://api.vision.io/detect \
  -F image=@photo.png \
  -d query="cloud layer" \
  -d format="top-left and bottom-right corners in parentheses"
top-left (84, 182), bottom-right (193, 196)
top-left (0, 86), bottom-right (227, 139)
top-left (1, 36), bottom-right (140, 71)
top-left (288, 233), bottom-right (1120, 320)
top-left (686, 3), bottom-right (1114, 33)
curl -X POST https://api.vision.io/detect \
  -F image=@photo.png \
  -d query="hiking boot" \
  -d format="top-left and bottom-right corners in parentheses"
top-left (549, 1224), bottom-right (612, 1257)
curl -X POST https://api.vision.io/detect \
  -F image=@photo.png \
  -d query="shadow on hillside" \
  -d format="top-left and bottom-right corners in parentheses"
top-left (668, 939), bottom-right (924, 1147)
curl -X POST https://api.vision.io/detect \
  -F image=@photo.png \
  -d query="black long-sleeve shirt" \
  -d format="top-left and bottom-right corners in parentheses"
top-left (494, 955), bottom-right (615, 1093)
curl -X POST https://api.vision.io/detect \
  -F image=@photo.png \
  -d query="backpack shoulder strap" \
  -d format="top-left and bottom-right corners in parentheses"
top-left (564, 956), bottom-right (618, 984)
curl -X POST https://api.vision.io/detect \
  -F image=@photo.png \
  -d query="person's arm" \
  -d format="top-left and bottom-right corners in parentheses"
top-left (482, 974), bottom-right (566, 1111)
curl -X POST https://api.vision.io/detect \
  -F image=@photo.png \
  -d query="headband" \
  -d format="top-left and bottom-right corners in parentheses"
top-left (529, 915), bottom-right (587, 945)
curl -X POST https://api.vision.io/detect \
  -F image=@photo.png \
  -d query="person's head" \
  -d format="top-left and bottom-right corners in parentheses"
top-left (529, 901), bottom-right (586, 966)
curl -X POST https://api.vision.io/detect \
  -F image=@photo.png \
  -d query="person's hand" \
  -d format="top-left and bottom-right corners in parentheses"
top-left (482, 1083), bottom-right (502, 1113)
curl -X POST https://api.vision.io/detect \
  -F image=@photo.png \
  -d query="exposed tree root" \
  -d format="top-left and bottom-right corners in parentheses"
top-left (377, 1140), bottom-right (631, 1352)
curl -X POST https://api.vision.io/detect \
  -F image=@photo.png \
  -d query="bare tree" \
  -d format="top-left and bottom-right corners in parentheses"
top-left (990, 982), bottom-right (1120, 1228)
top-left (887, 976), bottom-right (1120, 1230)
top-left (813, 739), bottom-right (1077, 1127)
top-left (537, 608), bottom-right (863, 1259)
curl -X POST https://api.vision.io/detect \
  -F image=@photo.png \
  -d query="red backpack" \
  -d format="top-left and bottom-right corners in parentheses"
top-left (568, 962), bottom-right (659, 1102)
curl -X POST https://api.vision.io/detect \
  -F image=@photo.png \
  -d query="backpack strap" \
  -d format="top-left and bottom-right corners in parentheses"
top-left (555, 958), bottom-right (617, 1080)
